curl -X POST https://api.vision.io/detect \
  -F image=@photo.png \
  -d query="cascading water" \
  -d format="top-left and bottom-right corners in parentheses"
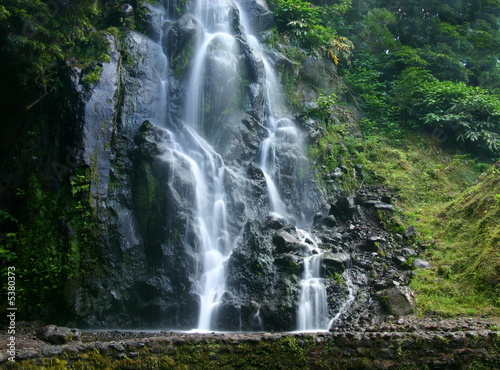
top-left (157, 0), bottom-right (336, 331)
top-left (239, 3), bottom-right (334, 332)
top-left (296, 231), bottom-right (330, 331)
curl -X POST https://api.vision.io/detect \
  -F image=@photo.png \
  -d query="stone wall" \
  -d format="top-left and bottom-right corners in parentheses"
top-left (2, 320), bottom-right (498, 369)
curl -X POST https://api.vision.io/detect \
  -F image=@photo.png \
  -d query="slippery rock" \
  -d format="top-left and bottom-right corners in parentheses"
top-left (238, 0), bottom-right (274, 34)
top-left (140, 1), bottom-right (166, 42)
top-left (272, 230), bottom-right (300, 253)
top-left (330, 196), bottom-right (356, 219)
top-left (164, 14), bottom-right (202, 66)
top-left (121, 31), bottom-right (169, 134)
top-left (322, 252), bottom-right (351, 273)
top-left (73, 33), bottom-right (120, 201)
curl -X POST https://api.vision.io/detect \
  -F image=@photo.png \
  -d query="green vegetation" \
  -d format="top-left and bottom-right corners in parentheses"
top-left (308, 110), bottom-right (499, 316)
top-left (268, 0), bottom-right (354, 63)
top-left (313, 0), bottom-right (500, 316)
top-left (0, 0), bottom-right (156, 106)
top-left (1, 170), bottom-right (100, 320)
top-left (411, 164), bottom-right (500, 316)
top-left (301, 1), bottom-right (499, 316)
top-left (340, 0), bottom-right (500, 157)
top-left (0, 0), bottom-right (139, 319)
top-left (0, 0), bottom-right (498, 324)
top-left (397, 69), bottom-right (500, 155)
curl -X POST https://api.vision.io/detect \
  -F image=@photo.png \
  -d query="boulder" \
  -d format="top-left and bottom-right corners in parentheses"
top-left (164, 14), bottom-right (202, 66)
top-left (272, 230), bottom-right (300, 253)
top-left (322, 252), bottom-right (351, 273)
top-left (378, 286), bottom-right (415, 316)
top-left (363, 235), bottom-right (386, 252)
top-left (330, 196), bottom-right (356, 219)
top-left (140, 1), bottom-right (166, 42)
top-left (413, 259), bottom-right (431, 269)
top-left (36, 325), bottom-right (80, 345)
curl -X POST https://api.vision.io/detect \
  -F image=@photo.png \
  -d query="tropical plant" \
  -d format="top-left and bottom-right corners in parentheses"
top-left (397, 68), bottom-right (500, 155)
top-left (269, 0), bottom-right (354, 64)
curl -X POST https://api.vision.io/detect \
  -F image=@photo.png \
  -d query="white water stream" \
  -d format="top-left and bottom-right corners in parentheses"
top-left (155, 0), bottom-right (354, 331)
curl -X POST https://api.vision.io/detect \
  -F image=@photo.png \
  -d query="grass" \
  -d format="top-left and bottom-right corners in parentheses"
top-left (367, 136), bottom-right (499, 317)
top-left (309, 120), bottom-right (499, 317)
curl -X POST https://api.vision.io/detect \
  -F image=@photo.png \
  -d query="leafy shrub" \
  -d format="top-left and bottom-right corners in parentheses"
top-left (343, 55), bottom-right (400, 135)
top-left (269, 0), bottom-right (353, 63)
top-left (397, 68), bottom-right (500, 156)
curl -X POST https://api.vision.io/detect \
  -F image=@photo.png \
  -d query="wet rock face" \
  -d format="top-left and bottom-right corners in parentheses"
top-left (121, 31), bottom-right (169, 134)
top-left (164, 14), bottom-right (202, 74)
top-left (61, 6), bottom-right (417, 331)
top-left (140, 1), bottom-right (166, 42)
top-left (238, 0), bottom-right (274, 34)
top-left (72, 34), bottom-right (120, 203)
top-left (223, 217), bottom-right (302, 331)
top-left (218, 184), bottom-right (418, 332)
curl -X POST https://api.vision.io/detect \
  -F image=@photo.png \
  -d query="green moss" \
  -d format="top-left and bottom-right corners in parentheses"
top-left (172, 38), bottom-right (196, 78)
top-left (410, 164), bottom-right (500, 316)
top-left (279, 66), bottom-right (302, 111)
top-left (83, 66), bottom-right (104, 85)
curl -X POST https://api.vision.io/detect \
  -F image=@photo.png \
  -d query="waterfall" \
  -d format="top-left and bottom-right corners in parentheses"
top-left (155, 0), bottom-right (332, 331)
top-left (296, 230), bottom-right (330, 332)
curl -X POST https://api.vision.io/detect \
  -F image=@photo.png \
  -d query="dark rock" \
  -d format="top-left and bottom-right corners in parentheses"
top-left (323, 215), bottom-right (337, 227)
top-left (404, 226), bottom-right (417, 239)
top-left (363, 236), bottom-right (386, 252)
top-left (330, 197), bottom-right (356, 219)
top-left (312, 213), bottom-right (323, 227)
top-left (36, 325), bottom-right (81, 345)
top-left (264, 214), bottom-right (288, 230)
top-left (164, 14), bottom-right (202, 66)
top-left (401, 248), bottom-right (416, 257)
top-left (238, 0), bottom-right (274, 33)
top-left (378, 286), bottom-right (415, 316)
top-left (394, 255), bottom-right (407, 265)
top-left (272, 230), bottom-right (300, 253)
top-left (363, 200), bottom-right (395, 212)
top-left (322, 252), bottom-right (351, 273)
top-left (121, 31), bottom-right (169, 134)
top-left (140, 2), bottom-right (166, 42)
top-left (381, 195), bottom-right (392, 204)
top-left (73, 33), bottom-right (120, 202)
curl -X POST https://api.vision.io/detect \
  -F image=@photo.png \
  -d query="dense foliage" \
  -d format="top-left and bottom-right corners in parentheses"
top-left (342, 0), bottom-right (500, 157)
top-left (268, 0), bottom-right (354, 63)
top-left (303, 0), bottom-right (499, 316)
